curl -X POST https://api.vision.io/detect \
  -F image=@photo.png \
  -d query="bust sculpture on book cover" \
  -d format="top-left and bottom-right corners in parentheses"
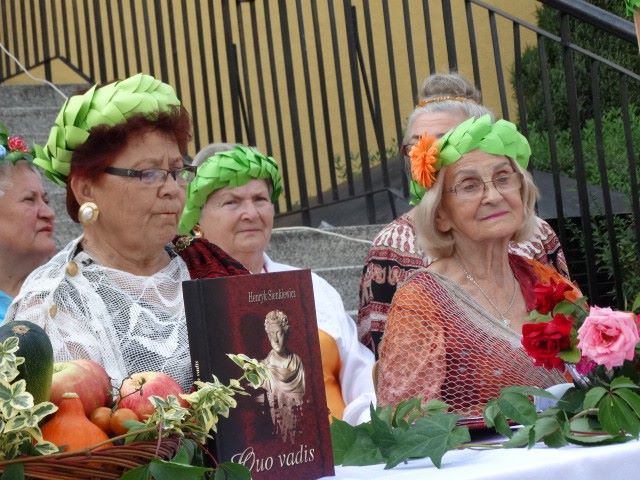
top-left (260, 310), bottom-right (305, 443)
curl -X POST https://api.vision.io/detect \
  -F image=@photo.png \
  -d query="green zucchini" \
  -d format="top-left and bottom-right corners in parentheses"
top-left (0, 320), bottom-right (54, 404)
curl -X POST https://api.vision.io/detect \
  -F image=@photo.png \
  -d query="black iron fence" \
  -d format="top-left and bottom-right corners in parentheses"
top-left (1, 0), bottom-right (639, 307)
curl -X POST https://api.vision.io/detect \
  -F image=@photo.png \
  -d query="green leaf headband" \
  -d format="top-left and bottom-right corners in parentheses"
top-left (409, 114), bottom-right (531, 205)
top-left (0, 124), bottom-right (34, 164)
top-left (33, 73), bottom-right (181, 186)
top-left (178, 145), bottom-right (282, 235)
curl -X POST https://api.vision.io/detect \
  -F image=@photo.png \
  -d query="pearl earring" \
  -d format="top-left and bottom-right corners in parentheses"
top-left (78, 202), bottom-right (99, 226)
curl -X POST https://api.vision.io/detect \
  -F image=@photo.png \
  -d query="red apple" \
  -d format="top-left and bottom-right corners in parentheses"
top-left (117, 371), bottom-right (186, 420)
top-left (73, 359), bottom-right (113, 404)
top-left (50, 360), bottom-right (111, 416)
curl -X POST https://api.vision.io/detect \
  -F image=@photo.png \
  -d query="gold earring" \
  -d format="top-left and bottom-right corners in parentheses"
top-left (78, 202), bottom-right (99, 226)
top-left (192, 225), bottom-right (203, 238)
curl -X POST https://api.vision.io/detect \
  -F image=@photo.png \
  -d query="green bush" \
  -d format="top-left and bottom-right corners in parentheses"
top-left (515, 1), bottom-right (640, 131)
top-left (528, 106), bottom-right (640, 196)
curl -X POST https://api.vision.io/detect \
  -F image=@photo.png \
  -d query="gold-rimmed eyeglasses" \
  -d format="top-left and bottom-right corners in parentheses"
top-left (446, 172), bottom-right (523, 199)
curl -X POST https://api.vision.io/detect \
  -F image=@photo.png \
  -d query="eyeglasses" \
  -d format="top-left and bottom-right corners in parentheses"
top-left (446, 172), bottom-right (523, 199)
top-left (104, 166), bottom-right (197, 186)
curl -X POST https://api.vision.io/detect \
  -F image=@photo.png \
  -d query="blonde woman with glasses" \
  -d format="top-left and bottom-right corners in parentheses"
top-left (375, 115), bottom-right (578, 418)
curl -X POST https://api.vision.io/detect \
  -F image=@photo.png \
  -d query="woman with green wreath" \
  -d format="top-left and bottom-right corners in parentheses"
top-left (375, 115), bottom-right (579, 418)
top-left (5, 74), bottom-right (246, 391)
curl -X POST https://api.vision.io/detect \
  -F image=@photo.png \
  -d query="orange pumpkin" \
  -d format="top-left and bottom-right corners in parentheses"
top-left (42, 392), bottom-right (111, 451)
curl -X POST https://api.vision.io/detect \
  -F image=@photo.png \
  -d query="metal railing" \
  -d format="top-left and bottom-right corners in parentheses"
top-left (1, 0), bottom-right (639, 307)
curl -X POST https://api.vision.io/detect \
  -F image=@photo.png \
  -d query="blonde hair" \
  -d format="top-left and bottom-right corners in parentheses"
top-left (415, 158), bottom-right (538, 259)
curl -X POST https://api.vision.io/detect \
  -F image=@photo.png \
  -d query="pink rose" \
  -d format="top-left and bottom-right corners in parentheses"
top-left (577, 306), bottom-right (639, 370)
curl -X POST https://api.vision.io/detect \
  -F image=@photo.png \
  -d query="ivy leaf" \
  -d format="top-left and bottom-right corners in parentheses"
top-left (542, 428), bottom-right (567, 448)
top-left (214, 462), bottom-right (252, 480)
top-left (370, 407), bottom-right (396, 455)
top-left (391, 397), bottom-right (421, 427)
top-left (502, 425), bottom-right (533, 448)
top-left (482, 399), bottom-right (512, 437)
top-left (342, 429), bottom-right (385, 466)
top-left (384, 414), bottom-right (469, 469)
top-left (422, 399), bottom-right (450, 415)
top-left (534, 416), bottom-right (561, 439)
top-left (501, 385), bottom-right (556, 399)
top-left (147, 458), bottom-right (212, 480)
top-left (496, 392), bottom-right (537, 425)
top-left (331, 418), bottom-right (357, 465)
top-left (171, 440), bottom-right (197, 465)
top-left (120, 465), bottom-right (151, 480)
top-left (583, 386), bottom-right (607, 409)
top-left (0, 463), bottom-right (24, 480)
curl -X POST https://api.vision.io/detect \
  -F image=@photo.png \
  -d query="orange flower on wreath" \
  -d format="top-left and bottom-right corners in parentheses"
top-left (409, 133), bottom-right (439, 189)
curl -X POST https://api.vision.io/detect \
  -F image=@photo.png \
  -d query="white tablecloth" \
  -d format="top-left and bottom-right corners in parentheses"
top-left (321, 439), bottom-right (640, 480)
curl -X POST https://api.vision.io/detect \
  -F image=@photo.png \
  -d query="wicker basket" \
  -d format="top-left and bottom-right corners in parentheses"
top-left (0, 437), bottom-right (182, 480)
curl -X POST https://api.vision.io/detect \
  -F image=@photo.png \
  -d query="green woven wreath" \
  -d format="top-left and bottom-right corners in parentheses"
top-left (178, 145), bottom-right (282, 235)
top-left (409, 114), bottom-right (530, 205)
top-left (33, 73), bottom-right (181, 186)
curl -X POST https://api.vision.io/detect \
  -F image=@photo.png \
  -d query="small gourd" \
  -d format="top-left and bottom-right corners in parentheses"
top-left (41, 392), bottom-right (111, 451)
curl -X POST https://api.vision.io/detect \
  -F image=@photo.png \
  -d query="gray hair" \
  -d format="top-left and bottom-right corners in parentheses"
top-left (192, 142), bottom-right (238, 167)
top-left (415, 159), bottom-right (538, 259)
top-left (402, 73), bottom-right (494, 147)
top-left (0, 160), bottom-right (40, 198)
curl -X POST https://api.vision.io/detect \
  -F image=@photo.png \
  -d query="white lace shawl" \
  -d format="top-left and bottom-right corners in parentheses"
top-left (5, 236), bottom-right (193, 391)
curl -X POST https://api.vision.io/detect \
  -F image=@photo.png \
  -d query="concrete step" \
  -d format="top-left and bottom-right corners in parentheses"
top-left (0, 84), bottom-right (85, 108)
top-left (2, 106), bottom-right (61, 145)
top-left (266, 225), bottom-right (379, 270)
top-left (312, 265), bottom-right (363, 314)
top-left (266, 225), bottom-right (387, 314)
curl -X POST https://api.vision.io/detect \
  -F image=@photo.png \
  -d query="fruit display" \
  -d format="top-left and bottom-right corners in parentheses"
top-left (50, 359), bottom-right (112, 416)
top-left (117, 370), bottom-right (187, 420)
top-left (41, 392), bottom-right (111, 451)
top-left (0, 320), bottom-right (53, 404)
top-left (0, 333), bottom-right (269, 478)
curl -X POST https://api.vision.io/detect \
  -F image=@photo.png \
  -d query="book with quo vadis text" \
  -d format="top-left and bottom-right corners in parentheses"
top-left (182, 269), bottom-right (334, 479)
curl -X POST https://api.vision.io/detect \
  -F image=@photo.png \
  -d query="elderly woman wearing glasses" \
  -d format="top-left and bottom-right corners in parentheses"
top-left (358, 73), bottom-right (569, 358)
top-left (4, 74), bottom-right (245, 391)
top-left (375, 115), bottom-right (578, 417)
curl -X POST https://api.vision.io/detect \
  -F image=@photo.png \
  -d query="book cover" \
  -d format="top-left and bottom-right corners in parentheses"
top-left (183, 270), bottom-right (335, 479)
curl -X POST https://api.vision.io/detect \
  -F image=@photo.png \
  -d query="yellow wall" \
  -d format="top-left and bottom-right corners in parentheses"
top-left (2, 0), bottom-right (541, 207)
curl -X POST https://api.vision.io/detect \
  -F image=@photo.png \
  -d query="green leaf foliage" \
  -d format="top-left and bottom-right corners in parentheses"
top-left (213, 461), bottom-right (252, 480)
top-left (0, 463), bottom-right (24, 480)
top-left (331, 400), bottom-right (469, 469)
top-left (496, 392), bottom-right (538, 425)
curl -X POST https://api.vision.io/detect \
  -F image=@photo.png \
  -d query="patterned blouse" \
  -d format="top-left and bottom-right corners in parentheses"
top-left (376, 255), bottom-right (577, 417)
top-left (357, 214), bottom-right (569, 358)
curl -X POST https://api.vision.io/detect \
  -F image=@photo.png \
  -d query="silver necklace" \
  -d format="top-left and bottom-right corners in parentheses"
top-left (454, 258), bottom-right (517, 326)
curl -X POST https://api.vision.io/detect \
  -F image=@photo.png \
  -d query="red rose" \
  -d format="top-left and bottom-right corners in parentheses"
top-left (533, 280), bottom-right (573, 314)
top-left (7, 136), bottom-right (28, 153)
top-left (521, 313), bottom-right (574, 370)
